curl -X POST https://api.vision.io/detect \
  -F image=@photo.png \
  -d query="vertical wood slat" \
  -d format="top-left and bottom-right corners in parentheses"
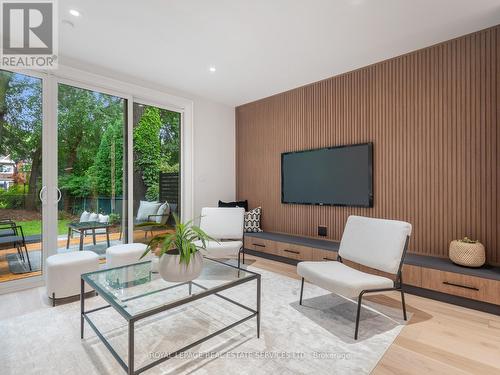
top-left (235, 25), bottom-right (500, 264)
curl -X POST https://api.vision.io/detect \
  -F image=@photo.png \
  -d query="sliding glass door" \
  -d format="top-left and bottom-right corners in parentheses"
top-left (0, 72), bottom-right (185, 292)
top-left (0, 70), bottom-right (44, 283)
top-left (57, 82), bottom-right (128, 255)
top-left (132, 102), bottom-right (180, 242)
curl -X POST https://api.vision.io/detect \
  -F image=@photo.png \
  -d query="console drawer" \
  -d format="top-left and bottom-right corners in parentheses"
top-left (402, 264), bottom-right (422, 287)
top-left (243, 236), bottom-right (255, 250)
top-left (276, 242), bottom-right (313, 260)
top-left (245, 237), bottom-right (279, 256)
top-left (312, 249), bottom-right (338, 261)
top-left (421, 268), bottom-right (500, 305)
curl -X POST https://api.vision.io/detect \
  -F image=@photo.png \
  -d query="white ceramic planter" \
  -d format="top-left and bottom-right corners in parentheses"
top-left (158, 250), bottom-right (204, 282)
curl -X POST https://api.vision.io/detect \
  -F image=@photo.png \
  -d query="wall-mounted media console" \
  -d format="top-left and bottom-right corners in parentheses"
top-left (244, 231), bottom-right (500, 315)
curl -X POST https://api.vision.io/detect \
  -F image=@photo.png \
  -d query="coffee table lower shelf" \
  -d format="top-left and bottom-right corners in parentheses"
top-left (80, 266), bottom-right (261, 375)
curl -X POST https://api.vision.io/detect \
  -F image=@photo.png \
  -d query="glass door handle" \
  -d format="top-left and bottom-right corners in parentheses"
top-left (39, 185), bottom-right (47, 204)
top-left (56, 187), bottom-right (62, 203)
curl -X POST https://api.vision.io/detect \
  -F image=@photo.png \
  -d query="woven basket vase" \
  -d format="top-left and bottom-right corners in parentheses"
top-left (449, 240), bottom-right (486, 267)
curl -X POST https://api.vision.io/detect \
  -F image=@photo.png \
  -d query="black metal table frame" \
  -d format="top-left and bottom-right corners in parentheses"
top-left (67, 222), bottom-right (111, 251)
top-left (80, 258), bottom-right (261, 375)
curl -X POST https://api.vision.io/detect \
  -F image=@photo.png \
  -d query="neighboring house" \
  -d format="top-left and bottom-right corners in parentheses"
top-left (0, 155), bottom-right (26, 190)
top-left (0, 155), bottom-right (16, 190)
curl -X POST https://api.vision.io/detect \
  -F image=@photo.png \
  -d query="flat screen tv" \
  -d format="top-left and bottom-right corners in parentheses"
top-left (281, 142), bottom-right (373, 207)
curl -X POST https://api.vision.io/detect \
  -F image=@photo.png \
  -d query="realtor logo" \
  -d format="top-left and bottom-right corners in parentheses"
top-left (1, 0), bottom-right (58, 69)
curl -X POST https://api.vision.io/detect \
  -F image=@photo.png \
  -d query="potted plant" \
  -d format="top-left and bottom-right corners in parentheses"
top-left (140, 214), bottom-right (215, 282)
top-left (449, 237), bottom-right (486, 268)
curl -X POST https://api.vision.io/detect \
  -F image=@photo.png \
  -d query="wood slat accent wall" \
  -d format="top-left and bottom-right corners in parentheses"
top-left (236, 25), bottom-right (500, 264)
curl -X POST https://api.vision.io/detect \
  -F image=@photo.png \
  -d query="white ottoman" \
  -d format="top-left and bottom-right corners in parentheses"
top-left (106, 243), bottom-right (150, 269)
top-left (46, 251), bottom-right (99, 306)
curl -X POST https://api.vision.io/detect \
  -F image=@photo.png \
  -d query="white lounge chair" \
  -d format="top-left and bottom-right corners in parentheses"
top-left (297, 215), bottom-right (412, 339)
top-left (195, 207), bottom-right (245, 268)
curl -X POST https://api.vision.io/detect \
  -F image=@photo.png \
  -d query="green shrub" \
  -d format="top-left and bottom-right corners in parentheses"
top-left (109, 213), bottom-right (120, 225)
top-left (0, 185), bottom-right (28, 209)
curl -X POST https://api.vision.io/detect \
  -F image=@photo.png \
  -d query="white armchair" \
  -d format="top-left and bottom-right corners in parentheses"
top-left (195, 207), bottom-right (245, 268)
top-left (297, 215), bottom-right (412, 339)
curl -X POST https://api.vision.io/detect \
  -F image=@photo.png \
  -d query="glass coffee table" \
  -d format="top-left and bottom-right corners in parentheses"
top-left (80, 258), bottom-right (261, 375)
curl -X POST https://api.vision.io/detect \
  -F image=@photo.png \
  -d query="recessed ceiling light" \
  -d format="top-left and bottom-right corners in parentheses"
top-left (69, 9), bottom-right (80, 17)
top-left (209, 66), bottom-right (216, 73)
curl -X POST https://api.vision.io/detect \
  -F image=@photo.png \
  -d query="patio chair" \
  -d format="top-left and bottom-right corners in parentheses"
top-left (0, 219), bottom-right (17, 239)
top-left (134, 201), bottom-right (171, 238)
top-left (0, 219), bottom-right (32, 271)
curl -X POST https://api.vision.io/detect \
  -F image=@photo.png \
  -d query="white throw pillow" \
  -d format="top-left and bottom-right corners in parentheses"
top-left (136, 201), bottom-right (161, 222)
top-left (88, 212), bottom-right (99, 222)
top-left (79, 211), bottom-right (90, 223)
top-left (156, 202), bottom-right (170, 224)
top-left (98, 214), bottom-right (110, 224)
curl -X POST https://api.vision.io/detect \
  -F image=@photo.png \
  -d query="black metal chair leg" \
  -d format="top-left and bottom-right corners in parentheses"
top-left (401, 289), bottom-right (407, 321)
top-left (299, 277), bottom-right (304, 305)
top-left (16, 243), bottom-right (24, 261)
top-left (354, 292), bottom-right (364, 340)
top-left (242, 248), bottom-right (245, 264)
top-left (24, 245), bottom-right (32, 271)
top-left (52, 292), bottom-right (55, 307)
top-left (238, 249), bottom-right (241, 269)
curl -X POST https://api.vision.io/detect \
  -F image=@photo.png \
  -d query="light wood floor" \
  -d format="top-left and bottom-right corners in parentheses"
top-left (245, 255), bottom-right (500, 375)
top-left (0, 254), bottom-right (499, 374)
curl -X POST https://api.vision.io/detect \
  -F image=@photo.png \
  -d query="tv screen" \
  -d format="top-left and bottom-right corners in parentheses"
top-left (281, 142), bottom-right (373, 207)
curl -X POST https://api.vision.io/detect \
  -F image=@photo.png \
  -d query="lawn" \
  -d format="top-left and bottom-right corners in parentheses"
top-left (15, 219), bottom-right (72, 237)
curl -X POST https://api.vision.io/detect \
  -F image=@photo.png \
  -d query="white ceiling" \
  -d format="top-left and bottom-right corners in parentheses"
top-left (59, 0), bottom-right (500, 106)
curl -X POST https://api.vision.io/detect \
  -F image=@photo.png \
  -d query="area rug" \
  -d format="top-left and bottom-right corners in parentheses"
top-left (0, 264), bottom-right (409, 374)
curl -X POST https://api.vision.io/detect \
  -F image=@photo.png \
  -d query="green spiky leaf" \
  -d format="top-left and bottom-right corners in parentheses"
top-left (140, 214), bottom-right (219, 264)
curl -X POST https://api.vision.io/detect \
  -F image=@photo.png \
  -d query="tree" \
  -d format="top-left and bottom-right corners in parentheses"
top-left (93, 119), bottom-right (123, 197)
top-left (2, 72), bottom-right (42, 210)
top-left (57, 84), bottom-right (125, 211)
top-left (133, 107), bottom-right (161, 201)
top-left (0, 71), bottom-right (13, 155)
top-left (58, 84), bottom-right (121, 177)
top-left (159, 110), bottom-right (180, 171)
top-left (0, 71), bottom-right (181, 216)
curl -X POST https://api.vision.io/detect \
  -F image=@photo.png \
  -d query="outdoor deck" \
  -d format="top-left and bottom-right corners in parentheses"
top-left (0, 229), bottom-right (173, 283)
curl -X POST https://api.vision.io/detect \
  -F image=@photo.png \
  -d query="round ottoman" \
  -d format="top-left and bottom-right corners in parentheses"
top-left (46, 251), bottom-right (100, 306)
top-left (106, 243), bottom-right (150, 269)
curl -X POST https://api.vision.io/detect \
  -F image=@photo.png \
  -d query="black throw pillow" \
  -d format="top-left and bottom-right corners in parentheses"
top-left (218, 200), bottom-right (249, 212)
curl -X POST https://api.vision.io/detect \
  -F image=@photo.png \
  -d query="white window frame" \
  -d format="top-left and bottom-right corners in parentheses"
top-left (0, 64), bottom-right (194, 294)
